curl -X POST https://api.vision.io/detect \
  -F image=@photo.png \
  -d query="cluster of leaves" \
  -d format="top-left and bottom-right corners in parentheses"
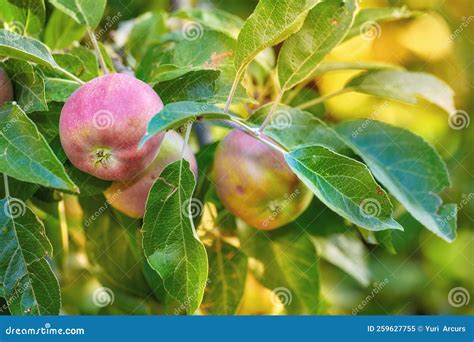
top-left (0, 0), bottom-right (457, 315)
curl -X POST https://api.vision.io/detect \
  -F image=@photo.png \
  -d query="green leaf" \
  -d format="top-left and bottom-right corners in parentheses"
top-left (285, 145), bottom-right (403, 231)
top-left (278, 0), bottom-right (357, 91)
top-left (234, 0), bottom-right (320, 76)
top-left (345, 6), bottom-right (415, 41)
top-left (44, 78), bottom-right (79, 102)
top-left (140, 101), bottom-right (234, 147)
top-left (2, 59), bottom-right (47, 113)
top-left (0, 0), bottom-right (46, 36)
top-left (127, 11), bottom-right (167, 61)
top-left (250, 105), bottom-right (348, 152)
top-left (345, 70), bottom-right (456, 115)
top-left (0, 199), bottom-right (60, 315)
top-left (335, 120), bottom-right (457, 242)
top-left (0, 103), bottom-right (78, 192)
top-left (203, 239), bottom-right (247, 315)
top-left (175, 8), bottom-right (243, 39)
top-left (142, 160), bottom-right (208, 314)
top-left (238, 224), bottom-right (320, 314)
top-left (155, 69), bottom-right (221, 104)
top-left (49, 0), bottom-right (106, 28)
top-left (313, 233), bottom-right (371, 286)
top-left (43, 9), bottom-right (87, 49)
top-left (0, 29), bottom-right (57, 68)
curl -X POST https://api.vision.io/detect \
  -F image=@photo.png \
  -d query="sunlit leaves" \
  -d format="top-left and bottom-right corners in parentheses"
top-left (0, 29), bottom-right (57, 68)
top-left (143, 160), bottom-right (208, 314)
top-left (0, 103), bottom-right (77, 192)
top-left (345, 70), bottom-right (456, 115)
top-left (278, 0), bottom-right (357, 90)
top-left (335, 120), bottom-right (457, 241)
top-left (49, 0), bottom-right (106, 29)
top-left (285, 145), bottom-right (403, 232)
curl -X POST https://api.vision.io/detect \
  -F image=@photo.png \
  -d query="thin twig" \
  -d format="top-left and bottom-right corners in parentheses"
top-left (257, 90), bottom-right (284, 133)
top-left (297, 88), bottom-right (351, 110)
top-left (88, 28), bottom-right (109, 75)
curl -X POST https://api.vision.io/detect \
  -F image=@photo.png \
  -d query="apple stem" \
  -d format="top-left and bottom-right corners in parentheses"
top-left (88, 28), bottom-right (109, 75)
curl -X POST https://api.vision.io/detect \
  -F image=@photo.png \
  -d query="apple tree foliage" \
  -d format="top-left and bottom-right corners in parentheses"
top-left (0, 0), bottom-right (458, 315)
